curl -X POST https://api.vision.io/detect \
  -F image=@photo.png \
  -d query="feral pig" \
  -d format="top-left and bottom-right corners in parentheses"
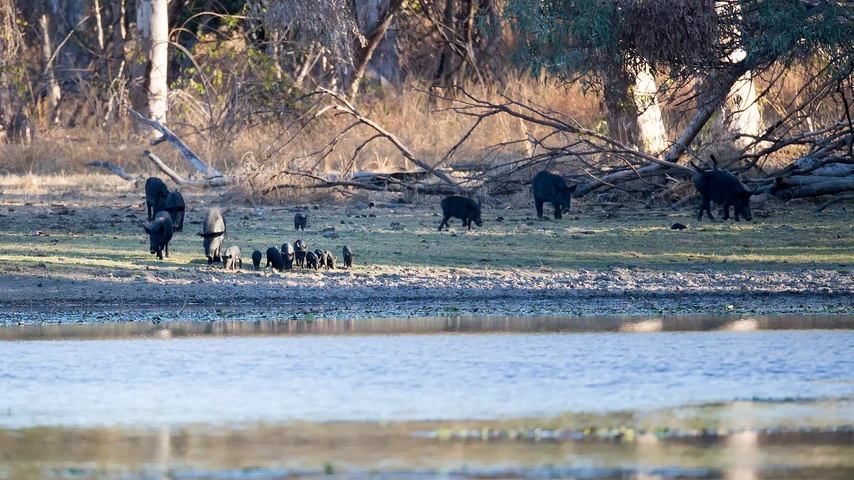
top-left (143, 211), bottom-right (174, 260)
top-left (281, 242), bottom-right (295, 270)
top-left (145, 177), bottom-right (169, 221)
top-left (164, 191), bottom-right (185, 232)
top-left (438, 196), bottom-right (483, 231)
top-left (222, 246), bottom-right (242, 271)
top-left (294, 213), bottom-right (307, 231)
top-left (694, 170), bottom-right (754, 222)
top-left (314, 249), bottom-right (326, 268)
top-left (266, 247), bottom-right (284, 271)
top-left (324, 251), bottom-right (335, 269)
top-left (295, 239), bottom-right (307, 268)
top-left (532, 171), bottom-right (577, 219)
top-left (252, 249), bottom-right (263, 271)
top-left (306, 250), bottom-right (319, 270)
top-left (342, 245), bottom-right (354, 268)
top-left (198, 208), bottom-right (227, 263)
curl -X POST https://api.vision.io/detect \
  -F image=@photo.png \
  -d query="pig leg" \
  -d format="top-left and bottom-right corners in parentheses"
top-left (467, 218), bottom-right (472, 230)
top-left (722, 202), bottom-right (731, 221)
top-left (535, 197), bottom-right (545, 218)
top-left (438, 215), bottom-right (451, 231)
top-left (553, 201), bottom-right (562, 219)
top-left (698, 197), bottom-right (715, 221)
top-left (165, 243), bottom-right (169, 258)
top-left (733, 205), bottom-right (741, 222)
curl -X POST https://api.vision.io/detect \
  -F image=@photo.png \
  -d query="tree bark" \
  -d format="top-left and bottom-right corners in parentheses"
top-left (148, 0), bottom-right (168, 123)
top-left (37, 1), bottom-right (61, 126)
top-left (634, 64), bottom-right (668, 154)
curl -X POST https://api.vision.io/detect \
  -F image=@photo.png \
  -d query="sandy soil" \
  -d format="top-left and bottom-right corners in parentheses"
top-left (1, 175), bottom-right (853, 323)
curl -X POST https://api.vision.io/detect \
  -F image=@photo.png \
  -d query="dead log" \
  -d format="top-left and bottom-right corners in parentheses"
top-left (84, 161), bottom-right (138, 181)
top-left (125, 106), bottom-right (222, 178)
top-left (774, 178), bottom-right (854, 199)
top-left (773, 175), bottom-right (852, 187)
top-left (815, 193), bottom-right (854, 212)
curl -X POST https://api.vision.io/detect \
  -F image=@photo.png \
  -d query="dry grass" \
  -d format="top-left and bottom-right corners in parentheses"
top-left (1, 77), bottom-right (601, 180)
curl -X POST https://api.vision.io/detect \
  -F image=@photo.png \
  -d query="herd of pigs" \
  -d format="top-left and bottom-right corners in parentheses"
top-left (141, 160), bottom-right (754, 269)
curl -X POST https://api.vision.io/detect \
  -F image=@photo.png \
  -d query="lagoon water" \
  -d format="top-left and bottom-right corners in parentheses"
top-left (2, 315), bottom-right (854, 479)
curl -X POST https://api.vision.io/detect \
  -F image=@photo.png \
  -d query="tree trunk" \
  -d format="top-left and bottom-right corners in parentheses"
top-left (110, 0), bottom-right (126, 78)
top-left (349, 0), bottom-right (403, 98)
top-left (434, 0), bottom-right (457, 85)
top-left (130, 0), bottom-right (152, 121)
top-left (130, 0), bottom-right (168, 134)
top-left (601, 63), bottom-right (640, 149)
top-left (37, 1), bottom-right (61, 126)
top-left (148, 0), bottom-right (168, 123)
top-left (94, 0), bottom-right (106, 53)
top-left (726, 69), bottom-right (763, 149)
top-left (634, 64), bottom-right (668, 154)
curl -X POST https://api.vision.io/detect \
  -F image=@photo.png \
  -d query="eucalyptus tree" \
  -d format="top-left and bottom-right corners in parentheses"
top-left (505, 0), bottom-right (854, 165)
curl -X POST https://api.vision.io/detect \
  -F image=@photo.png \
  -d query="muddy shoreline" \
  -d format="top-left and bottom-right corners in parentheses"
top-left (2, 265), bottom-right (853, 324)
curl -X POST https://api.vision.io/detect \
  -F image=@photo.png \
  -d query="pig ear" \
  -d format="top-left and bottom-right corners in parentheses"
top-left (567, 184), bottom-right (578, 194)
top-left (144, 226), bottom-right (151, 234)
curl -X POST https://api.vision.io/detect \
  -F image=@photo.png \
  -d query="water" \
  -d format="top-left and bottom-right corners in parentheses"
top-left (2, 315), bottom-right (854, 479)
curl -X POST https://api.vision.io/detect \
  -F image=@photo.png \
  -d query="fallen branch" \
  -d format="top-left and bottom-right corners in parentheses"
top-left (125, 106), bottom-right (223, 178)
top-left (141, 150), bottom-right (236, 187)
top-left (815, 193), bottom-right (854, 212)
top-left (318, 88), bottom-right (460, 189)
top-left (84, 161), bottom-right (137, 181)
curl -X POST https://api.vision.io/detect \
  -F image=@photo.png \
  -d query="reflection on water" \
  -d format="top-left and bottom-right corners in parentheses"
top-left (2, 315), bottom-right (854, 479)
top-left (2, 420), bottom-right (854, 479)
top-left (1, 314), bottom-right (854, 340)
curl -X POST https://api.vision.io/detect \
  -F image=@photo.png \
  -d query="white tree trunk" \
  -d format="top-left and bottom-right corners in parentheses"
top-left (715, 2), bottom-right (763, 150)
top-left (726, 67), bottom-right (763, 149)
top-left (633, 65), bottom-right (668, 154)
top-left (148, 0), bottom-right (168, 123)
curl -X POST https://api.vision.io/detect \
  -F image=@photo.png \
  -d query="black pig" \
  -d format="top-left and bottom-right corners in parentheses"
top-left (252, 249), bottom-right (262, 270)
top-left (145, 177), bottom-right (169, 221)
top-left (164, 191), bottom-right (185, 232)
top-left (144, 211), bottom-right (174, 260)
top-left (281, 242), bottom-right (295, 270)
top-left (342, 245), bottom-right (354, 268)
top-left (294, 213), bottom-right (307, 231)
top-left (694, 170), bottom-right (754, 222)
top-left (438, 196), bottom-right (483, 231)
top-left (266, 247), bottom-right (284, 271)
top-left (222, 246), bottom-right (242, 271)
top-left (295, 239), bottom-right (307, 268)
top-left (306, 250), bottom-right (319, 270)
top-left (198, 208), bottom-right (227, 263)
top-left (324, 251), bottom-right (335, 269)
top-left (314, 249), bottom-right (326, 268)
top-left (532, 171), bottom-right (577, 219)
